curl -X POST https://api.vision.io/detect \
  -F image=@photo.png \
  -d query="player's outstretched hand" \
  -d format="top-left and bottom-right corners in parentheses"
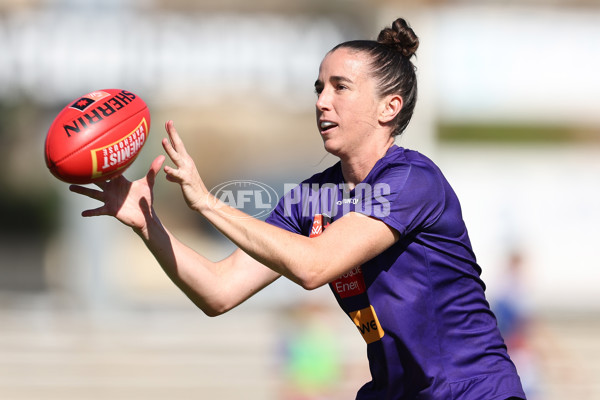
top-left (162, 120), bottom-right (209, 211)
top-left (69, 155), bottom-right (165, 235)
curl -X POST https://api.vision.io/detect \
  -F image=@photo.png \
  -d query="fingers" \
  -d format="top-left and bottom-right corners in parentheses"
top-left (163, 164), bottom-right (183, 184)
top-left (81, 205), bottom-right (109, 218)
top-left (162, 137), bottom-right (179, 165)
top-left (147, 155), bottom-right (165, 188)
top-left (162, 120), bottom-right (194, 183)
top-left (164, 120), bottom-right (188, 158)
top-left (69, 184), bottom-right (111, 217)
top-left (94, 181), bottom-right (107, 190)
top-left (69, 184), bottom-right (104, 201)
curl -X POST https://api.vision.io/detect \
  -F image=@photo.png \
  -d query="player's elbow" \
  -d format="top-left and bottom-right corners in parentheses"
top-left (193, 298), bottom-right (233, 318)
top-left (296, 269), bottom-right (328, 291)
top-left (293, 242), bottom-right (338, 291)
top-left (300, 279), bottom-right (321, 291)
top-left (200, 303), bottom-right (231, 317)
top-left (203, 307), bottom-right (226, 318)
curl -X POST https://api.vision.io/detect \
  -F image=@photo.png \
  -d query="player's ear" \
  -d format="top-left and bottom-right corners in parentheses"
top-left (379, 94), bottom-right (403, 124)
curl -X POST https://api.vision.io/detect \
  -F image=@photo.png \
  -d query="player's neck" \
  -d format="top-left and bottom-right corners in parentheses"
top-left (340, 137), bottom-right (394, 189)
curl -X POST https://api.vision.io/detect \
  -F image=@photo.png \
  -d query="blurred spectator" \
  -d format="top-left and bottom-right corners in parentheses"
top-left (492, 250), bottom-right (541, 399)
top-left (276, 301), bottom-right (342, 400)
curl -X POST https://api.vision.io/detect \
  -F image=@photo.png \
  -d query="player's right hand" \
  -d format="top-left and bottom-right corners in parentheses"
top-left (69, 155), bottom-right (165, 235)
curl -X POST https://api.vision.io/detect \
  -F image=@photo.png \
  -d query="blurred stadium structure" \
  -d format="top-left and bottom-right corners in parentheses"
top-left (0, 0), bottom-right (599, 399)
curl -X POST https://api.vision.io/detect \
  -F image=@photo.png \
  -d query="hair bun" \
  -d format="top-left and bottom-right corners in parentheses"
top-left (377, 18), bottom-right (419, 58)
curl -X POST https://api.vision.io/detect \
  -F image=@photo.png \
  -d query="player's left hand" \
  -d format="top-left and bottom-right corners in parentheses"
top-left (162, 120), bottom-right (209, 212)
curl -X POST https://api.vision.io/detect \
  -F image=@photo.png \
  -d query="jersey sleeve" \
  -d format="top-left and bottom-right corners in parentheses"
top-left (265, 183), bottom-right (305, 235)
top-left (265, 163), bottom-right (342, 236)
top-left (357, 161), bottom-right (446, 237)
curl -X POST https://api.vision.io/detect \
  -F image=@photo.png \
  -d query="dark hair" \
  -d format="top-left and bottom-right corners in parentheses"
top-left (331, 18), bottom-right (419, 136)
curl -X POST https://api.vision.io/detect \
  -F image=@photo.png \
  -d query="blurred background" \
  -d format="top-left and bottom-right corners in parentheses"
top-left (1, 0), bottom-right (599, 399)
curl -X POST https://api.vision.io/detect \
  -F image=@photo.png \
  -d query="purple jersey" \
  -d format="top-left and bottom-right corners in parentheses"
top-left (266, 145), bottom-right (526, 400)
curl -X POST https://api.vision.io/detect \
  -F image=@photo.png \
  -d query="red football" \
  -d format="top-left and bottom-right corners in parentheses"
top-left (45, 89), bottom-right (150, 184)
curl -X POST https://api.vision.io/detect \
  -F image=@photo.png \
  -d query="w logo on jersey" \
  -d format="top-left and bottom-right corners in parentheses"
top-left (309, 214), bottom-right (331, 238)
top-left (350, 305), bottom-right (385, 344)
top-left (310, 217), bottom-right (322, 237)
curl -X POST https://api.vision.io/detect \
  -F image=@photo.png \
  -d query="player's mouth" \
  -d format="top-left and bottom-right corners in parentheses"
top-left (319, 120), bottom-right (338, 134)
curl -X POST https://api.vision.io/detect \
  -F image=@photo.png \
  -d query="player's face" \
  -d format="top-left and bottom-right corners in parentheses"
top-left (314, 48), bottom-right (383, 157)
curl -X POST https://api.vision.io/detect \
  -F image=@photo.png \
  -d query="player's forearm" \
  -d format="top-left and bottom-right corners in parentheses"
top-left (196, 196), bottom-right (333, 290)
top-left (134, 217), bottom-right (231, 316)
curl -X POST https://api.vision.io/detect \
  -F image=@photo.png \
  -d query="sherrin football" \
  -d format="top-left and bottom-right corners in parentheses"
top-left (45, 89), bottom-right (150, 184)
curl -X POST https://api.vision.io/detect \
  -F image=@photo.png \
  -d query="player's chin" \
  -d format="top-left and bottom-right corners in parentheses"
top-left (322, 137), bottom-right (344, 157)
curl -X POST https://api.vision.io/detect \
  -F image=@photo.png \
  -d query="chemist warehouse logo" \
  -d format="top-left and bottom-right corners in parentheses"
top-left (208, 180), bottom-right (279, 219)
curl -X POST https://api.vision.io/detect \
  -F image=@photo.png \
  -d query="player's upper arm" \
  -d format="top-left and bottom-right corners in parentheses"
top-left (299, 212), bottom-right (399, 289)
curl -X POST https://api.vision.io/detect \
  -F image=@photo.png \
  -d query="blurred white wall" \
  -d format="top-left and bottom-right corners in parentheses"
top-left (434, 5), bottom-right (600, 125)
top-left (0, 4), bottom-right (354, 108)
